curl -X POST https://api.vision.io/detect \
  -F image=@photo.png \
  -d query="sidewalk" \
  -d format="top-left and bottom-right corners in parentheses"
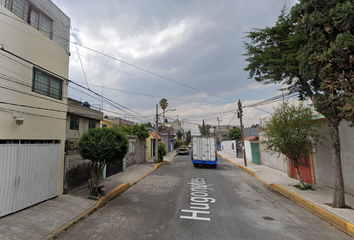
top-left (0, 151), bottom-right (176, 240)
top-left (217, 151), bottom-right (354, 237)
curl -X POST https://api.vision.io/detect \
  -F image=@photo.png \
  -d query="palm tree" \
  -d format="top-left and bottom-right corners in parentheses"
top-left (159, 98), bottom-right (168, 123)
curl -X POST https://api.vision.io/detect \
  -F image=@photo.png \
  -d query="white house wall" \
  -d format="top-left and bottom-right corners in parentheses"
top-left (312, 120), bottom-right (354, 195)
top-left (259, 131), bottom-right (288, 174)
top-left (0, 5), bottom-right (70, 195)
top-left (221, 140), bottom-right (236, 155)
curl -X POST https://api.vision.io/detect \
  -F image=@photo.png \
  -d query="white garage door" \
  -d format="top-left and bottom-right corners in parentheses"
top-left (0, 142), bottom-right (60, 217)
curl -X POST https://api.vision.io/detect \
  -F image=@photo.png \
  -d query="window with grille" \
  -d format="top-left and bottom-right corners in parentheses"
top-left (5, 0), bottom-right (53, 39)
top-left (89, 121), bottom-right (96, 129)
top-left (32, 68), bottom-right (62, 99)
top-left (70, 116), bottom-right (79, 130)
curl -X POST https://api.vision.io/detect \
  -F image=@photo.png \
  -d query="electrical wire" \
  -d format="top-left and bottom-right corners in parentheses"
top-left (72, 80), bottom-right (231, 103)
top-left (0, 12), bottom-right (236, 102)
top-left (70, 26), bottom-right (90, 90)
top-left (0, 47), bottom-right (154, 122)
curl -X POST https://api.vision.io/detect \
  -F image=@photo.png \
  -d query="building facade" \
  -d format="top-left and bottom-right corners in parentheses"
top-left (0, 0), bottom-right (70, 217)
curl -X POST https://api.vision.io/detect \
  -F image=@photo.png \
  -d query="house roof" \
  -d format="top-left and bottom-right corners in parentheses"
top-left (149, 132), bottom-right (161, 140)
top-left (244, 136), bottom-right (258, 141)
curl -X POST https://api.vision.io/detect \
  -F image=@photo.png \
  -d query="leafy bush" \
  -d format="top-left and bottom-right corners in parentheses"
top-left (114, 124), bottom-right (149, 139)
top-left (78, 128), bottom-right (129, 196)
top-left (158, 143), bottom-right (167, 162)
top-left (174, 139), bottom-right (184, 149)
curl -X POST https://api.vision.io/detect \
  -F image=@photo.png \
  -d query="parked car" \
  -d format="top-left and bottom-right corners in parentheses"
top-left (188, 144), bottom-right (192, 149)
top-left (178, 145), bottom-right (189, 155)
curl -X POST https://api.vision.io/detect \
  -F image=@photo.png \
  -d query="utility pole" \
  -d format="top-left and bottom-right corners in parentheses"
top-left (155, 104), bottom-right (159, 163)
top-left (101, 83), bottom-right (104, 111)
top-left (238, 100), bottom-right (247, 166)
top-left (217, 117), bottom-right (222, 145)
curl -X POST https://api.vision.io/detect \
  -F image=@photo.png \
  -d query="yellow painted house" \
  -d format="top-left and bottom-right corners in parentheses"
top-left (146, 132), bottom-right (161, 160)
top-left (100, 118), bottom-right (113, 128)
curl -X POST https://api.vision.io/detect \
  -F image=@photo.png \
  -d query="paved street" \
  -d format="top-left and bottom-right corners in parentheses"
top-left (57, 155), bottom-right (351, 240)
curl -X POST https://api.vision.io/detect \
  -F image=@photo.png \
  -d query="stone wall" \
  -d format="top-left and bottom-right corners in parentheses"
top-left (64, 154), bottom-right (91, 191)
top-left (125, 136), bottom-right (146, 167)
top-left (64, 135), bottom-right (147, 192)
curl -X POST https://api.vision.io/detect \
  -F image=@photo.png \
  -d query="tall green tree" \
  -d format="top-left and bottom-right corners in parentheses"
top-left (243, 1), bottom-right (354, 208)
top-left (142, 122), bottom-right (152, 128)
top-left (228, 127), bottom-right (241, 140)
top-left (78, 128), bottom-right (129, 196)
top-left (177, 130), bottom-right (183, 140)
top-left (185, 130), bottom-right (192, 146)
top-left (159, 98), bottom-right (169, 123)
top-left (262, 102), bottom-right (322, 188)
top-left (198, 119), bottom-right (212, 136)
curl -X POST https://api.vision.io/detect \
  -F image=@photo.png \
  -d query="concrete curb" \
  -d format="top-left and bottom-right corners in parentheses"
top-left (46, 154), bottom-right (177, 239)
top-left (271, 183), bottom-right (354, 237)
top-left (43, 183), bottom-right (131, 240)
top-left (218, 153), bottom-right (354, 237)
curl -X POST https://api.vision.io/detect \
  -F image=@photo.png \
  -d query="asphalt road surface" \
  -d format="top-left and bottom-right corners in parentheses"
top-left (57, 155), bottom-right (352, 240)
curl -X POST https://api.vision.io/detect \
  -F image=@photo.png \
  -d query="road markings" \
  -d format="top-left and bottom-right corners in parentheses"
top-left (180, 178), bottom-right (215, 221)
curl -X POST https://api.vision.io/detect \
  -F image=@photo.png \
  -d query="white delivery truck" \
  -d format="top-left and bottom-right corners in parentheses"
top-left (191, 136), bottom-right (217, 168)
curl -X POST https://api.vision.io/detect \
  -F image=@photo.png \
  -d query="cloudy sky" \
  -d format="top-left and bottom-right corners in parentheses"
top-left (52, 0), bottom-right (299, 134)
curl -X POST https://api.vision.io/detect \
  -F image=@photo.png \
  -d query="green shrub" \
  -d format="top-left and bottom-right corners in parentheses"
top-left (158, 143), bottom-right (167, 162)
top-left (78, 128), bottom-right (129, 195)
top-left (174, 139), bottom-right (184, 149)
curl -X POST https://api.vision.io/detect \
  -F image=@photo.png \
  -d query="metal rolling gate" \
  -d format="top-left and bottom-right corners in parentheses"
top-left (0, 142), bottom-right (60, 217)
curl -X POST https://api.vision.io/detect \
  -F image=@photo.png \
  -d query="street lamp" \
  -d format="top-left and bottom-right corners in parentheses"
top-left (155, 104), bottom-right (176, 163)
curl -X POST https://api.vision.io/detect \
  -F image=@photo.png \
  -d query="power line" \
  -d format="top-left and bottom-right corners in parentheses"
top-left (70, 26), bottom-right (90, 90)
top-left (0, 71), bottom-right (148, 121)
top-left (0, 47), bottom-right (154, 122)
top-left (69, 51), bottom-right (190, 98)
top-left (0, 12), bottom-right (236, 102)
top-left (72, 80), bottom-right (231, 103)
top-left (0, 106), bottom-right (66, 121)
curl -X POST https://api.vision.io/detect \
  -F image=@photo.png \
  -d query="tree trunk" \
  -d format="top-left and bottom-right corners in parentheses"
top-left (327, 119), bottom-right (346, 208)
top-left (294, 160), bottom-right (306, 188)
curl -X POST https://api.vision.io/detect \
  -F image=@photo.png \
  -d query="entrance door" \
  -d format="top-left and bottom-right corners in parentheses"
top-left (251, 142), bottom-right (261, 165)
top-left (290, 154), bottom-right (313, 184)
top-left (106, 160), bottom-right (123, 178)
top-left (151, 139), bottom-right (155, 158)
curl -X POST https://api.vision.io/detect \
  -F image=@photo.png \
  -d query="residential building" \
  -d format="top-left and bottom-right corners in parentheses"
top-left (0, 0), bottom-right (70, 217)
top-left (100, 117), bottom-right (113, 128)
top-left (163, 119), bottom-right (179, 136)
top-left (64, 98), bottom-right (103, 191)
top-left (258, 118), bottom-right (354, 195)
top-left (213, 125), bottom-right (240, 142)
top-left (66, 98), bottom-right (103, 142)
top-left (109, 117), bottom-right (134, 127)
top-left (146, 132), bottom-right (161, 160)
